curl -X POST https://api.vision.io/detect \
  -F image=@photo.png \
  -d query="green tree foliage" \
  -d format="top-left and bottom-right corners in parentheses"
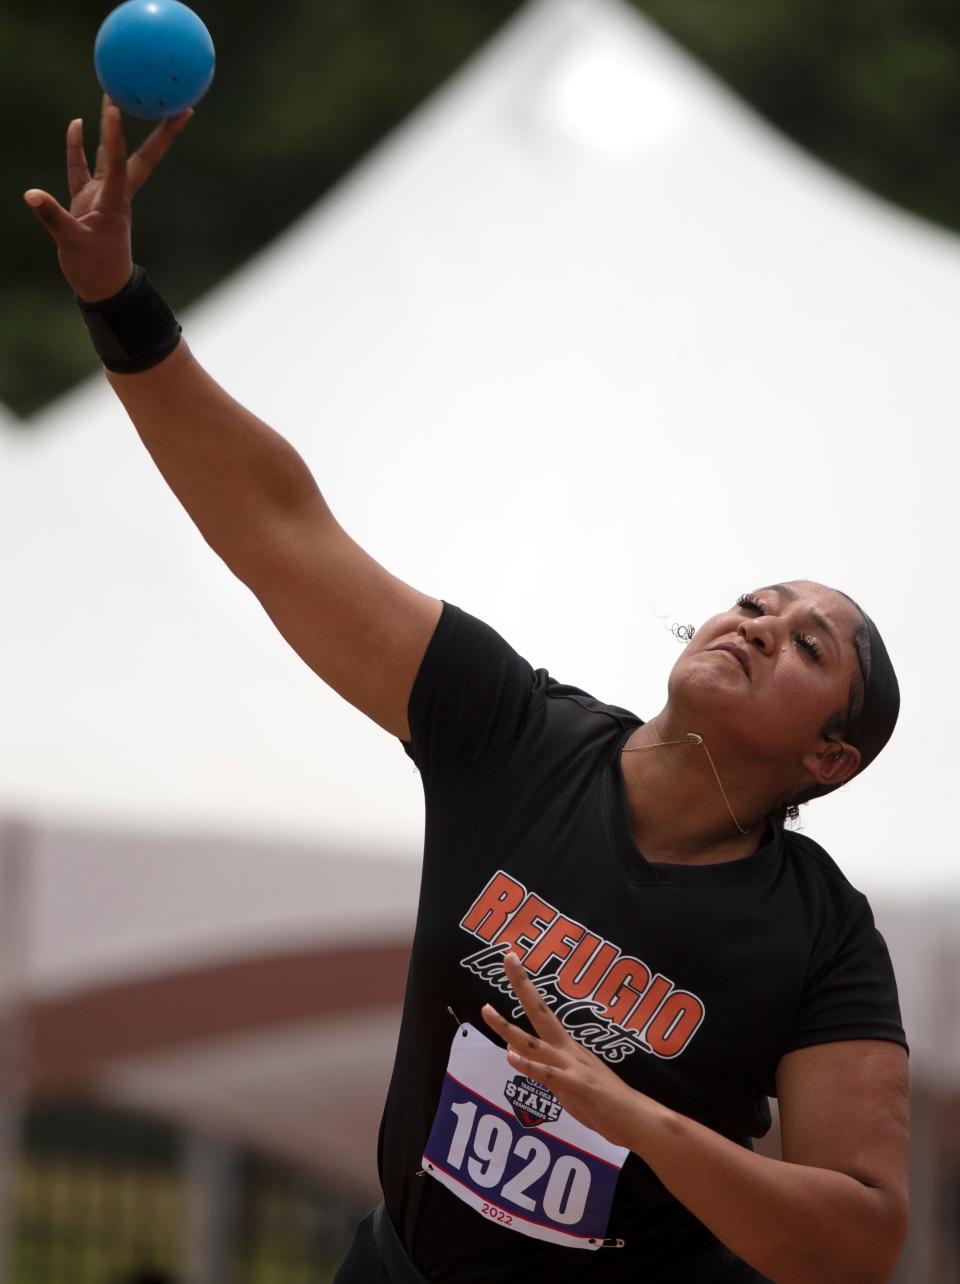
top-left (640, 0), bottom-right (960, 232)
top-left (4, 0), bottom-right (960, 421)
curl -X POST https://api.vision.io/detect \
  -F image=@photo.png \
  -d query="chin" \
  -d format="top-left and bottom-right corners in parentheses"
top-left (666, 661), bottom-right (755, 732)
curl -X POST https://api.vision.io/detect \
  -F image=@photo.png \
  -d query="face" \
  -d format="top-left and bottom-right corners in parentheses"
top-left (667, 579), bottom-right (865, 791)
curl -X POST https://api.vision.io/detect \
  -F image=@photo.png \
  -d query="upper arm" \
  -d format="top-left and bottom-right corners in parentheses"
top-left (776, 1040), bottom-right (910, 1255)
top-left (235, 494), bottom-right (443, 741)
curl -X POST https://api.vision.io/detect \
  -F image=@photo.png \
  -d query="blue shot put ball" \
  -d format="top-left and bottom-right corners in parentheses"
top-left (94, 0), bottom-right (215, 120)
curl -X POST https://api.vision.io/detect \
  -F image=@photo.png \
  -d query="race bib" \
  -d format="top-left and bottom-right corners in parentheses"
top-left (422, 1023), bottom-right (629, 1250)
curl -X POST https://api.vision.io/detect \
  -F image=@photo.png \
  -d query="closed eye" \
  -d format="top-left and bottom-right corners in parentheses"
top-left (736, 593), bottom-right (765, 614)
top-left (794, 632), bottom-right (822, 663)
top-left (738, 594), bottom-right (822, 664)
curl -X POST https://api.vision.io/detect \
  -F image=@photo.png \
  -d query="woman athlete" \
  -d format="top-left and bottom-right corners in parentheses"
top-left (25, 99), bottom-right (910, 1284)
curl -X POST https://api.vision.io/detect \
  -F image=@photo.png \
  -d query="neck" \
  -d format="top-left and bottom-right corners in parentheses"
top-left (620, 709), bottom-right (775, 865)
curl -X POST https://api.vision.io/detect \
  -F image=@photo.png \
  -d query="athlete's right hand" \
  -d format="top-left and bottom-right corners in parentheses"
top-left (23, 93), bottom-right (193, 304)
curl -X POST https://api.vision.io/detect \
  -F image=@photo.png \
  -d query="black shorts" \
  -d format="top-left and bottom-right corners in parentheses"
top-left (332, 1204), bottom-right (772, 1283)
top-left (332, 1205), bottom-right (429, 1284)
top-left (331, 1209), bottom-right (390, 1284)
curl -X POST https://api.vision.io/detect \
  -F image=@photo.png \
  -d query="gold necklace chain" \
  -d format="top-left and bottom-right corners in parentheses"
top-left (622, 728), bottom-right (751, 836)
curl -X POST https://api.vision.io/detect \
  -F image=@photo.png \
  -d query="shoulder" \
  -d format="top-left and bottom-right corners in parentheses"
top-left (780, 827), bottom-right (869, 917)
top-left (433, 604), bottom-right (642, 735)
top-left (782, 827), bottom-right (850, 881)
top-left (543, 675), bottom-right (640, 730)
top-left (776, 828), bottom-right (885, 973)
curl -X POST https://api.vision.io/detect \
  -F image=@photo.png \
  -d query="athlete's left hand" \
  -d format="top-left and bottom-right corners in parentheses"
top-left (481, 951), bottom-right (663, 1152)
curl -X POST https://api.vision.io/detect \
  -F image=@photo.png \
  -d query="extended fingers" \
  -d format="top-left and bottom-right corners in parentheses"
top-left (23, 189), bottom-right (80, 243)
top-left (506, 1048), bottom-right (564, 1083)
top-left (482, 1003), bottom-right (556, 1061)
top-left (128, 110), bottom-right (193, 198)
top-left (93, 93), bottom-right (111, 181)
top-left (66, 118), bottom-right (91, 199)
top-left (480, 1005), bottom-right (564, 1080)
top-left (98, 100), bottom-right (129, 210)
top-left (502, 952), bottom-right (569, 1044)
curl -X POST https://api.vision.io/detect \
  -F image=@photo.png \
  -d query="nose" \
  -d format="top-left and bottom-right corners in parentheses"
top-left (737, 616), bottom-right (777, 653)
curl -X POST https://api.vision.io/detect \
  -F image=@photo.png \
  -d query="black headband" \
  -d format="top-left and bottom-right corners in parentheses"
top-left (793, 599), bottom-right (899, 808)
top-left (845, 608), bottom-right (900, 777)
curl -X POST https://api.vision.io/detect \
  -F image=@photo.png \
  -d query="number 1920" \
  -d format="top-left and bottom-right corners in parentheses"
top-left (446, 1100), bottom-right (591, 1225)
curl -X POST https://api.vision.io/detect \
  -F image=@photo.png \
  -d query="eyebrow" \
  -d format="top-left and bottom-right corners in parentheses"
top-left (757, 583), bottom-right (842, 655)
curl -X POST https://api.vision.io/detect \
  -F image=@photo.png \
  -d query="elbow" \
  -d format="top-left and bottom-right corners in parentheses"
top-left (785, 1190), bottom-right (909, 1284)
top-left (851, 1189), bottom-right (910, 1284)
top-left (869, 1187), bottom-right (910, 1284)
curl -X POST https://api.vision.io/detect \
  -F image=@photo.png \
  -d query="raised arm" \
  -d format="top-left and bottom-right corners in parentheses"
top-left (25, 96), bottom-right (442, 741)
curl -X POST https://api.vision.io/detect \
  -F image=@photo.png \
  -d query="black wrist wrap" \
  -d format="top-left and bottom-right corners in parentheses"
top-left (75, 265), bottom-right (182, 374)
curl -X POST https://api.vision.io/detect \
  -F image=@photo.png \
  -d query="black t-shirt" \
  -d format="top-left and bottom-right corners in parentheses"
top-left (382, 601), bottom-right (908, 1283)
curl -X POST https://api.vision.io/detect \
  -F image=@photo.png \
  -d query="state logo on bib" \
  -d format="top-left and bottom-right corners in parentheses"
top-left (422, 1023), bottom-right (629, 1250)
top-left (504, 1075), bottom-right (562, 1128)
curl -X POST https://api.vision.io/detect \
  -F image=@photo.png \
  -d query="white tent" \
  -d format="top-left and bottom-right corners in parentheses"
top-left (4, 0), bottom-right (959, 1205)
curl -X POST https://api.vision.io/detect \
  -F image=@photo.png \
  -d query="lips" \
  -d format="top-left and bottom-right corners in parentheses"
top-left (709, 642), bottom-right (751, 677)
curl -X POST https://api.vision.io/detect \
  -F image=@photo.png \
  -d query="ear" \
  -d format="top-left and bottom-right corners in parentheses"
top-left (801, 738), bottom-right (862, 789)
